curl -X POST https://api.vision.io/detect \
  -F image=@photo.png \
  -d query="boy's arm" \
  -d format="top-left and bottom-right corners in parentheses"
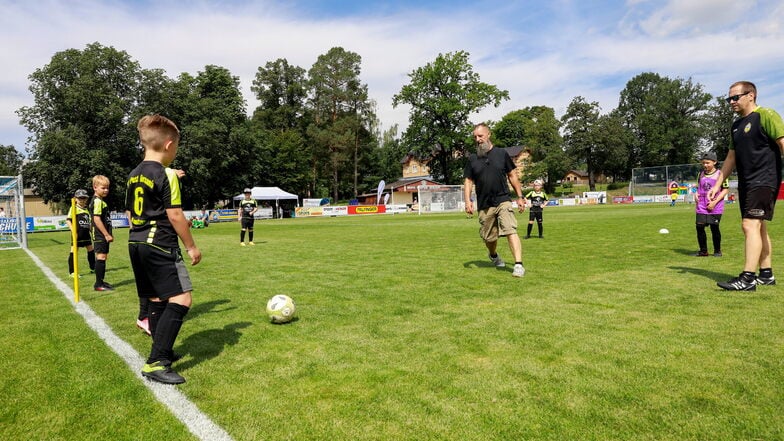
top-left (167, 207), bottom-right (201, 265)
top-left (93, 215), bottom-right (113, 242)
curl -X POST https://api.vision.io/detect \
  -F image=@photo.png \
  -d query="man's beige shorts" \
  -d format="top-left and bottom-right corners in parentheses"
top-left (478, 201), bottom-right (518, 242)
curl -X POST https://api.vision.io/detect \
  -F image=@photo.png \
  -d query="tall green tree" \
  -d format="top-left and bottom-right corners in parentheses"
top-left (251, 58), bottom-right (309, 130)
top-left (702, 96), bottom-right (736, 160)
top-left (617, 73), bottom-right (712, 167)
top-left (174, 66), bottom-right (253, 208)
top-left (250, 58), bottom-right (312, 196)
top-left (493, 106), bottom-right (564, 193)
top-left (562, 97), bottom-right (601, 191)
top-left (595, 111), bottom-right (633, 181)
top-left (0, 145), bottom-right (23, 176)
top-left (307, 47), bottom-right (372, 200)
top-left (392, 51), bottom-right (509, 184)
top-left (17, 42), bottom-right (141, 207)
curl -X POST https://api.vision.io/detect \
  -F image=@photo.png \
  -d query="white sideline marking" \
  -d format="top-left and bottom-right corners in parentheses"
top-left (25, 248), bottom-right (234, 441)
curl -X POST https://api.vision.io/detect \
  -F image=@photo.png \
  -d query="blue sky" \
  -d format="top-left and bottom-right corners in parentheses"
top-left (3, 0), bottom-right (784, 157)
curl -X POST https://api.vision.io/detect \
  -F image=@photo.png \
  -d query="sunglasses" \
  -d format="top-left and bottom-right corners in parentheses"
top-left (725, 91), bottom-right (751, 103)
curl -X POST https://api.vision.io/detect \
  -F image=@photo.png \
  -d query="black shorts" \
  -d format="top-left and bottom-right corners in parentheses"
top-left (528, 210), bottom-right (543, 222)
top-left (93, 239), bottom-right (110, 254)
top-left (739, 186), bottom-right (777, 220)
top-left (128, 243), bottom-right (193, 300)
top-left (241, 217), bottom-right (255, 229)
top-left (696, 213), bottom-right (722, 225)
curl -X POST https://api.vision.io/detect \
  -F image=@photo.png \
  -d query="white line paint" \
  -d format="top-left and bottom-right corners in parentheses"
top-left (25, 248), bottom-right (234, 441)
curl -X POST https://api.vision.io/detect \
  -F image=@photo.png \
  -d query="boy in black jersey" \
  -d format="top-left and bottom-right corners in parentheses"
top-left (66, 189), bottom-right (95, 278)
top-left (90, 175), bottom-right (114, 291)
top-left (238, 188), bottom-right (258, 245)
top-left (126, 114), bottom-right (201, 384)
top-left (524, 180), bottom-right (548, 239)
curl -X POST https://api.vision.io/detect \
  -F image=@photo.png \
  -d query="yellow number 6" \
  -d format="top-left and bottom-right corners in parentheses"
top-left (134, 187), bottom-right (144, 215)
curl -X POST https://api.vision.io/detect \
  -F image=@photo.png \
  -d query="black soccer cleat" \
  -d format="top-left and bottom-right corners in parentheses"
top-left (755, 276), bottom-right (776, 286)
top-left (717, 275), bottom-right (757, 291)
top-left (142, 361), bottom-right (186, 384)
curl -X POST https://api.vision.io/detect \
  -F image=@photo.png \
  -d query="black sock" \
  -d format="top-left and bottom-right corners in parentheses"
top-left (526, 224), bottom-right (532, 236)
top-left (538, 223), bottom-right (543, 237)
top-left (138, 297), bottom-right (150, 321)
top-left (759, 268), bottom-right (773, 278)
top-left (741, 271), bottom-right (756, 282)
top-left (490, 253), bottom-right (498, 258)
top-left (515, 261), bottom-right (523, 266)
top-left (148, 303), bottom-right (190, 364)
top-left (240, 230), bottom-right (246, 242)
top-left (696, 224), bottom-right (707, 252)
top-left (68, 252), bottom-right (74, 274)
top-left (94, 259), bottom-right (106, 286)
top-left (147, 300), bottom-right (168, 338)
top-left (87, 250), bottom-right (95, 271)
top-left (249, 231), bottom-right (254, 242)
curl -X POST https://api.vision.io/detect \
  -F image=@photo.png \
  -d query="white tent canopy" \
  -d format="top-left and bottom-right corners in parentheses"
top-left (232, 187), bottom-right (299, 205)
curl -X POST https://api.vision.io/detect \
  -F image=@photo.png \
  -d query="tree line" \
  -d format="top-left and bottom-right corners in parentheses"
top-left (2, 43), bottom-right (735, 210)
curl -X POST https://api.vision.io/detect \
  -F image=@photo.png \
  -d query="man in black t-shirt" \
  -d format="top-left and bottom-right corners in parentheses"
top-left (710, 81), bottom-right (784, 291)
top-left (463, 123), bottom-right (526, 278)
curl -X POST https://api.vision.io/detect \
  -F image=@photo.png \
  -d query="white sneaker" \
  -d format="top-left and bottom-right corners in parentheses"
top-left (488, 253), bottom-right (505, 268)
top-left (512, 264), bottom-right (525, 278)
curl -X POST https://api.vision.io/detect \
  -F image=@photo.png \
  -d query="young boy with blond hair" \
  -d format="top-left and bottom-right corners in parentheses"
top-left (90, 175), bottom-right (114, 291)
top-left (126, 114), bottom-right (201, 384)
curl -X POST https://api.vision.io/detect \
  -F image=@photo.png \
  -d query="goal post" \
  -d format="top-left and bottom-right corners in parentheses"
top-left (0, 175), bottom-right (27, 250)
top-left (416, 185), bottom-right (470, 214)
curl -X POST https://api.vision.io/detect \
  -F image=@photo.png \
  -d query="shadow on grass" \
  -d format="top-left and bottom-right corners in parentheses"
top-left (463, 260), bottom-right (513, 273)
top-left (668, 265), bottom-right (730, 281)
top-left (177, 321), bottom-right (252, 370)
top-left (188, 298), bottom-right (236, 319)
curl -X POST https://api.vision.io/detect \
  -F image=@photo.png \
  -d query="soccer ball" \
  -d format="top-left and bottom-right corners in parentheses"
top-left (659, 228), bottom-right (669, 234)
top-left (266, 294), bottom-right (296, 324)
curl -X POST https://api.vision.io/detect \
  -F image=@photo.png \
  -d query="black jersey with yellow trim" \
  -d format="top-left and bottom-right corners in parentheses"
top-left (125, 161), bottom-right (181, 248)
top-left (90, 196), bottom-right (112, 240)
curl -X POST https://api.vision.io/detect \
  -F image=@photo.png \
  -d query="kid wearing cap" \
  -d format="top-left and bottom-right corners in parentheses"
top-left (695, 151), bottom-right (728, 257)
top-left (238, 188), bottom-right (258, 246)
top-left (66, 189), bottom-right (95, 277)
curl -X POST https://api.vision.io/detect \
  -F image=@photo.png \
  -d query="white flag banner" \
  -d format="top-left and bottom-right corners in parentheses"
top-left (376, 180), bottom-right (385, 205)
top-left (383, 193), bottom-right (390, 205)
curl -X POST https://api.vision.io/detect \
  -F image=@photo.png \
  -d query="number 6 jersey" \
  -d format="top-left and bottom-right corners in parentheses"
top-left (125, 161), bottom-right (182, 248)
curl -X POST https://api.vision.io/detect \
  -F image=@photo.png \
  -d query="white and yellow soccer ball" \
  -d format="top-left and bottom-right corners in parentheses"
top-left (266, 294), bottom-right (296, 324)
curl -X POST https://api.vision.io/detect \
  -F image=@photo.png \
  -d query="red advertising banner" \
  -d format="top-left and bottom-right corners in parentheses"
top-left (347, 205), bottom-right (386, 215)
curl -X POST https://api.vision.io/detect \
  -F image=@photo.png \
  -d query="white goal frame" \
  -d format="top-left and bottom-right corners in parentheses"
top-left (416, 185), bottom-right (469, 215)
top-left (0, 175), bottom-right (27, 250)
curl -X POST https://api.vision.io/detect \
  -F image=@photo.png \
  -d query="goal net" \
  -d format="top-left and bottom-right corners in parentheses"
top-left (416, 185), bottom-right (468, 214)
top-left (0, 175), bottom-right (27, 250)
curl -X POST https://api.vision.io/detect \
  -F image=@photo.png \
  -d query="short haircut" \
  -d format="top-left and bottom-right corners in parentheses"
top-left (137, 114), bottom-right (180, 151)
top-left (731, 81), bottom-right (757, 97)
top-left (92, 175), bottom-right (110, 188)
top-left (473, 122), bottom-right (490, 132)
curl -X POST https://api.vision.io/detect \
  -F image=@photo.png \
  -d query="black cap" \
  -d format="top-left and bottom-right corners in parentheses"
top-left (74, 189), bottom-right (89, 198)
top-left (701, 151), bottom-right (717, 162)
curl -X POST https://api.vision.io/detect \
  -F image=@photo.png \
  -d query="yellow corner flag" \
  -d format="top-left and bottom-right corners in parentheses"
top-left (70, 197), bottom-right (80, 303)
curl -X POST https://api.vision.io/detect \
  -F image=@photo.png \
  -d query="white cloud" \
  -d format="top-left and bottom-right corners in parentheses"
top-left (2, 0), bottom-right (784, 154)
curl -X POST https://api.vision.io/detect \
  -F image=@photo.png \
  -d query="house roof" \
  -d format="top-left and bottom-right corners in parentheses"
top-left (566, 170), bottom-right (590, 177)
top-left (502, 145), bottom-right (529, 158)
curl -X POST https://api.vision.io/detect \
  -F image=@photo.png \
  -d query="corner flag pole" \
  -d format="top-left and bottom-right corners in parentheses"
top-left (70, 197), bottom-right (80, 303)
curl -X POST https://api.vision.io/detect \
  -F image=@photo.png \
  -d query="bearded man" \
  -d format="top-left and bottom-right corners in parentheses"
top-left (463, 123), bottom-right (526, 278)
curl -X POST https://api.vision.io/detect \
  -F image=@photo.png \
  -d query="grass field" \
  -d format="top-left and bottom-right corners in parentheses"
top-left (2, 203), bottom-right (783, 440)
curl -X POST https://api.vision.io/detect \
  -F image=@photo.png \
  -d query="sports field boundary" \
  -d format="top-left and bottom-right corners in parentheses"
top-left (24, 248), bottom-right (234, 441)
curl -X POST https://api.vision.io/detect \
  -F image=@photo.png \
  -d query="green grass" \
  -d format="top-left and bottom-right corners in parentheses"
top-left (2, 203), bottom-right (784, 440)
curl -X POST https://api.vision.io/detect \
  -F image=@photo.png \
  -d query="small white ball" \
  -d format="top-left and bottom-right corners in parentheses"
top-left (659, 228), bottom-right (669, 234)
